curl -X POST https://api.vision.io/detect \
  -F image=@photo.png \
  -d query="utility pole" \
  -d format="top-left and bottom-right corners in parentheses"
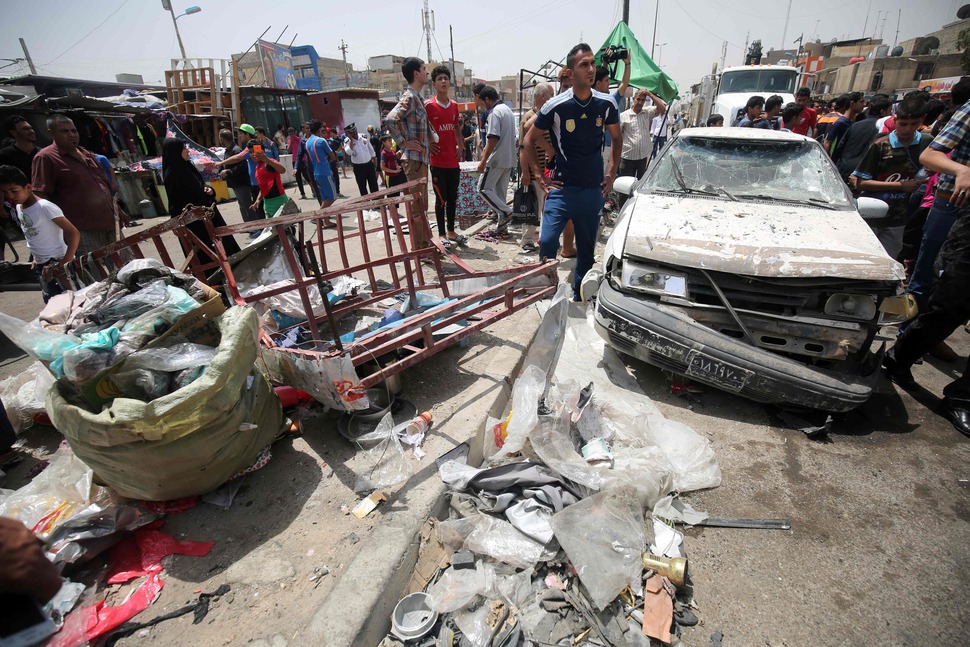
top-left (339, 40), bottom-right (350, 88)
top-left (18, 38), bottom-right (36, 74)
top-left (449, 25), bottom-right (457, 93)
top-left (719, 40), bottom-right (727, 74)
top-left (893, 9), bottom-right (901, 47)
top-left (651, 0), bottom-right (659, 58)
top-left (622, 0), bottom-right (630, 23)
top-left (422, 0), bottom-right (434, 64)
top-left (861, 0), bottom-right (872, 38)
top-left (781, 0), bottom-right (793, 51)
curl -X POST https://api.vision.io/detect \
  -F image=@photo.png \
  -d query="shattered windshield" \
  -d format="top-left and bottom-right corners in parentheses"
top-left (719, 69), bottom-right (798, 94)
top-left (642, 136), bottom-right (855, 210)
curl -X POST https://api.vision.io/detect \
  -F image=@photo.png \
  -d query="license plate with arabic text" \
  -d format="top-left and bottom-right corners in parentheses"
top-left (685, 351), bottom-right (752, 392)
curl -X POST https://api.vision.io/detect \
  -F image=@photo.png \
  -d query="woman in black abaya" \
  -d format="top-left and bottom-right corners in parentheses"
top-left (161, 137), bottom-right (241, 257)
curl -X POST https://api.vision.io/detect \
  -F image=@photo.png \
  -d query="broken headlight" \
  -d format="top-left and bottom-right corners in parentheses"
top-left (878, 293), bottom-right (918, 324)
top-left (620, 260), bottom-right (688, 298)
top-left (823, 293), bottom-right (877, 321)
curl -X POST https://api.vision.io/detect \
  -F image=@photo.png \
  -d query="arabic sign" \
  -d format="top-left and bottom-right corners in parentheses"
top-left (918, 76), bottom-right (965, 95)
top-left (257, 39), bottom-right (297, 90)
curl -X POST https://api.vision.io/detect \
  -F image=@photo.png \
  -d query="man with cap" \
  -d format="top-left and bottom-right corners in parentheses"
top-left (367, 125), bottom-right (383, 185)
top-left (343, 123), bottom-right (380, 197)
top-left (216, 123), bottom-right (270, 226)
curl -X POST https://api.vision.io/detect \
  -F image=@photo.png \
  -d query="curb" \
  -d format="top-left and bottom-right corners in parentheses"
top-left (301, 310), bottom-right (539, 646)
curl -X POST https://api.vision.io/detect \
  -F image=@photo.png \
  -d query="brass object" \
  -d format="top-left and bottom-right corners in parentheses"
top-left (641, 553), bottom-right (688, 587)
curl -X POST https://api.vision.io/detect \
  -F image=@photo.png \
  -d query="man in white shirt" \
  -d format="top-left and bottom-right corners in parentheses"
top-left (650, 110), bottom-right (672, 161)
top-left (476, 86), bottom-right (516, 231)
top-left (619, 89), bottom-right (666, 182)
top-left (343, 123), bottom-right (379, 196)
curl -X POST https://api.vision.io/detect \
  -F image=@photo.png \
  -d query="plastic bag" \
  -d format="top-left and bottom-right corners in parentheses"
top-left (121, 343), bottom-right (218, 373)
top-left (642, 418), bottom-right (722, 493)
top-left (119, 285), bottom-right (201, 349)
top-left (0, 447), bottom-right (108, 540)
top-left (61, 346), bottom-right (116, 383)
top-left (452, 602), bottom-right (492, 647)
top-left (353, 411), bottom-right (413, 492)
top-left (0, 361), bottom-right (55, 433)
top-left (490, 363), bottom-right (546, 458)
top-left (0, 311), bottom-right (82, 363)
top-left (427, 563), bottom-right (496, 613)
top-left (96, 280), bottom-right (170, 323)
top-left (112, 368), bottom-right (172, 401)
top-left (438, 514), bottom-right (554, 570)
top-left (548, 484), bottom-right (648, 611)
top-left (49, 327), bottom-right (121, 379)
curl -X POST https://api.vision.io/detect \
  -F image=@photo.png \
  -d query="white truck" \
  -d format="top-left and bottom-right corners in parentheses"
top-left (689, 65), bottom-right (803, 127)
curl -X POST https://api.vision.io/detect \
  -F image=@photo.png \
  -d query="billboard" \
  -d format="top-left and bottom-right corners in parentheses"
top-left (257, 39), bottom-right (297, 90)
top-left (919, 76), bottom-right (965, 95)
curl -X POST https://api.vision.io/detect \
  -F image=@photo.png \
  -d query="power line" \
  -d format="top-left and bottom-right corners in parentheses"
top-left (670, 0), bottom-right (742, 49)
top-left (42, 0), bottom-right (132, 66)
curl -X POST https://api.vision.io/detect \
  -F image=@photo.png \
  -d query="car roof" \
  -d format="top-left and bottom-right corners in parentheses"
top-left (678, 127), bottom-right (813, 143)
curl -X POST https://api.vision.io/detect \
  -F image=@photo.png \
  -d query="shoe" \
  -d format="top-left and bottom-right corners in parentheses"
top-left (929, 341), bottom-right (959, 362)
top-left (521, 242), bottom-right (537, 252)
top-left (337, 193), bottom-right (349, 199)
top-left (940, 400), bottom-right (970, 437)
top-left (883, 352), bottom-right (918, 390)
top-left (300, 194), bottom-right (308, 199)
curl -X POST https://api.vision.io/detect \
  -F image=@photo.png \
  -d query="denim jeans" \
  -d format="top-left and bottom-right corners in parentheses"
top-left (907, 196), bottom-right (959, 311)
top-left (539, 186), bottom-right (605, 299)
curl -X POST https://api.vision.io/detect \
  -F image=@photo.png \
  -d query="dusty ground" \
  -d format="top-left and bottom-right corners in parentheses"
top-left (630, 329), bottom-right (970, 646)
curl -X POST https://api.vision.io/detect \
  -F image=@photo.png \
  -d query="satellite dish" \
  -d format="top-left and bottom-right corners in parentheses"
top-left (958, 4), bottom-right (970, 19)
top-left (830, 38), bottom-right (838, 44)
top-left (916, 37), bottom-right (941, 55)
top-left (891, 46), bottom-right (904, 57)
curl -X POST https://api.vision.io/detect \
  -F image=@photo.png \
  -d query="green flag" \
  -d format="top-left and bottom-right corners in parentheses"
top-left (596, 21), bottom-right (679, 103)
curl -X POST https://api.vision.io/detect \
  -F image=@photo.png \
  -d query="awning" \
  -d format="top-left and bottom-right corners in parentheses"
top-left (47, 96), bottom-right (154, 114)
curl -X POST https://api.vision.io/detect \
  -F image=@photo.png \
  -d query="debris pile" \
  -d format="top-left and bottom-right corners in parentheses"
top-left (382, 285), bottom-right (723, 645)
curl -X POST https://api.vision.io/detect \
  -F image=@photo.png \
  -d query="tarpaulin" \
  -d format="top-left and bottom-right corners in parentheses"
top-left (596, 21), bottom-right (679, 102)
top-left (106, 522), bottom-right (215, 584)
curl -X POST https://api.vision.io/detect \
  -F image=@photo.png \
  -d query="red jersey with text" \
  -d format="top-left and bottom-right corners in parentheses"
top-left (425, 97), bottom-right (460, 168)
top-left (255, 162), bottom-right (284, 198)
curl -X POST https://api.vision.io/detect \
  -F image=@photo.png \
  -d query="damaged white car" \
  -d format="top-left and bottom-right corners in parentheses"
top-left (592, 127), bottom-right (912, 412)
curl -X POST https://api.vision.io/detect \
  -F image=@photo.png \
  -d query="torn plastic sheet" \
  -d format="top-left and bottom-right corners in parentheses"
top-left (504, 498), bottom-right (554, 544)
top-left (0, 360), bottom-right (54, 433)
top-left (48, 573), bottom-right (164, 647)
top-left (438, 514), bottom-right (556, 570)
top-left (258, 345), bottom-right (368, 411)
top-left (653, 494), bottom-right (709, 526)
top-left (551, 303), bottom-right (721, 493)
top-left (428, 562), bottom-right (496, 613)
top-left (548, 484), bottom-right (648, 611)
top-left (353, 411), bottom-right (413, 492)
top-left (489, 363), bottom-right (546, 458)
top-left (106, 522), bottom-right (215, 585)
top-left (46, 505), bottom-right (156, 567)
top-left (0, 448), bottom-right (108, 540)
top-left (439, 460), bottom-right (483, 490)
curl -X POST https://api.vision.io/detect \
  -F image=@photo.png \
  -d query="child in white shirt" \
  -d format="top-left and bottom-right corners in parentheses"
top-left (0, 164), bottom-right (79, 302)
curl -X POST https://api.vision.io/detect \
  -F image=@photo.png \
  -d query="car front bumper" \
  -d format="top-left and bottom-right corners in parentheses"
top-left (593, 281), bottom-right (879, 412)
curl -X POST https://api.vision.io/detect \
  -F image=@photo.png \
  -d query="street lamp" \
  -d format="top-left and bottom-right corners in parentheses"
top-left (655, 42), bottom-right (668, 66)
top-left (162, 1), bottom-right (202, 60)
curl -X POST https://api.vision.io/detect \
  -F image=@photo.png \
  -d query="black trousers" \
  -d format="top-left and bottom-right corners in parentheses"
top-left (892, 214), bottom-right (970, 402)
top-left (352, 162), bottom-right (379, 197)
top-left (617, 157), bottom-right (648, 208)
top-left (295, 166), bottom-right (319, 200)
top-left (431, 166), bottom-right (460, 235)
top-left (329, 160), bottom-right (341, 192)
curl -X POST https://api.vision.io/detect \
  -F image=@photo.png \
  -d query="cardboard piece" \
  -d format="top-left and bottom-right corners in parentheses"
top-left (352, 491), bottom-right (387, 519)
top-left (406, 519), bottom-right (450, 594)
top-left (641, 573), bottom-right (673, 644)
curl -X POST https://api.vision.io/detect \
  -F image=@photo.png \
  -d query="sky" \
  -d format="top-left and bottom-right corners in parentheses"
top-left (0, 0), bottom-right (960, 94)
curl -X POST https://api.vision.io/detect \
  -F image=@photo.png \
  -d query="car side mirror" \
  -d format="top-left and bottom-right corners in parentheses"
top-left (857, 197), bottom-right (889, 220)
top-left (613, 176), bottom-right (637, 196)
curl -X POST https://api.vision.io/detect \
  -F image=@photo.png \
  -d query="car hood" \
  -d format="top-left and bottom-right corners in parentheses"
top-left (622, 194), bottom-right (905, 281)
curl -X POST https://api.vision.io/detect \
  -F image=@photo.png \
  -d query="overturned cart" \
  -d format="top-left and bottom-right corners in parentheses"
top-left (69, 180), bottom-right (558, 409)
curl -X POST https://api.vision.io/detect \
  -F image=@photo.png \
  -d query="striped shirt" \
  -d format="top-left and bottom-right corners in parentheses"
top-left (519, 108), bottom-right (551, 173)
top-left (928, 99), bottom-right (970, 194)
top-left (619, 106), bottom-right (656, 161)
top-left (386, 87), bottom-right (431, 166)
